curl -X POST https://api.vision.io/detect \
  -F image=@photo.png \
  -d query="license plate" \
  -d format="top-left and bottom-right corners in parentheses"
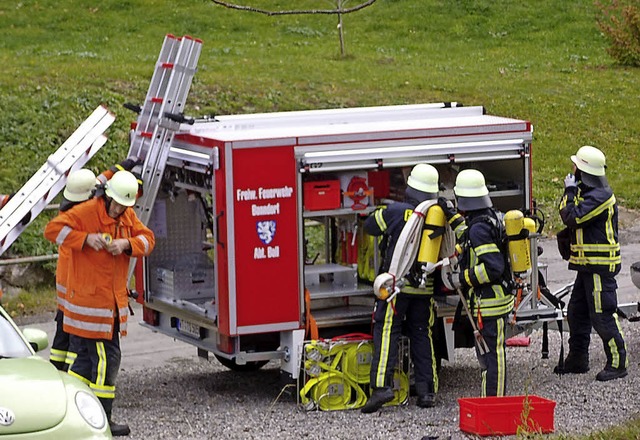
top-left (177, 319), bottom-right (201, 339)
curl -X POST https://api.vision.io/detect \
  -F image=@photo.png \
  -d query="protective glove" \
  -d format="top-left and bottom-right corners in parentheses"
top-left (130, 164), bottom-right (144, 197)
top-left (564, 173), bottom-right (577, 189)
top-left (111, 156), bottom-right (141, 173)
top-left (441, 256), bottom-right (461, 291)
top-left (442, 269), bottom-right (462, 291)
top-left (437, 196), bottom-right (457, 221)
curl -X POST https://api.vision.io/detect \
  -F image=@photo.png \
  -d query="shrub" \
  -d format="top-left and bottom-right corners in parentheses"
top-left (595, 0), bottom-right (640, 66)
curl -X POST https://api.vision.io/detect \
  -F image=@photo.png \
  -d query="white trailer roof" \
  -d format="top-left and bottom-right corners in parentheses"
top-left (180, 104), bottom-right (531, 146)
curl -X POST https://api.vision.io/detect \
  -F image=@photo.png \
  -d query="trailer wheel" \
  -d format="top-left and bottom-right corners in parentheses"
top-left (214, 354), bottom-right (269, 372)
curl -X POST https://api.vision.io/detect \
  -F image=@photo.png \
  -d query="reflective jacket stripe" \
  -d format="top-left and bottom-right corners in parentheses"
top-left (56, 284), bottom-right (67, 308)
top-left (64, 316), bottom-right (112, 334)
top-left (467, 243), bottom-right (500, 286)
top-left (55, 226), bottom-right (73, 245)
top-left (476, 294), bottom-right (515, 318)
top-left (449, 213), bottom-right (466, 240)
top-left (374, 208), bottom-right (388, 231)
top-left (560, 186), bottom-right (620, 274)
top-left (574, 195), bottom-right (615, 224)
top-left (137, 235), bottom-right (151, 254)
top-left (401, 277), bottom-right (434, 295)
top-left (65, 301), bottom-right (114, 318)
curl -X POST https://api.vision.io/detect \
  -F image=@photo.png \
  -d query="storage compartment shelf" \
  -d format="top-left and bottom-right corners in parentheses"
top-left (308, 284), bottom-right (373, 300)
top-left (312, 305), bottom-right (373, 328)
top-left (489, 189), bottom-right (522, 197)
top-left (303, 206), bottom-right (375, 218)
top-left (304, 263), bottom-right (359, 294)
top-left (305, 263), bottom-right (356, 275)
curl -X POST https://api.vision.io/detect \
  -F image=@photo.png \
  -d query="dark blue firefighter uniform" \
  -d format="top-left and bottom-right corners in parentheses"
top-left (559, 181), bottom-right (627, 372)
top-left (364, 199), bottom-right (439, 400)
top-left (448, 207), bottom-right (513, 397)
top-left (67, 317), bottom-right (122, 417)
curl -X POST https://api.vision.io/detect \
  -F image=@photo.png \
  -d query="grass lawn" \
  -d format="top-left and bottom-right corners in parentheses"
top-left (1, 2), bottom-right (640, 437)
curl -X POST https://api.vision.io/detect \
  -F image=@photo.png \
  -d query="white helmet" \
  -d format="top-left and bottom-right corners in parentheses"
top-left (105, 170), bottom-right (138, 207)
top-left (64, 169), bottom-right (97, 202)
top-left (407, 163), bottom-right (439, 194)
top-left (571, 145), bottom-right (606, 176)
top-left (454, 169), bottom-right (492, 211)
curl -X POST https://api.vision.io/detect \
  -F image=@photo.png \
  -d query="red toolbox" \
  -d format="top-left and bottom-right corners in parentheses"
top-left (303, 180), bottom-right (341, 211)
top-left (458, 395), bottom-right (555, 436)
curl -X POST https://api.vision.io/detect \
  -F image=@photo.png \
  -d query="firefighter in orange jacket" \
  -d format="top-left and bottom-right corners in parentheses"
top-left (50, 157), bottom-right (142, 372)
top-left (44, 170), bottom-right (154, 437)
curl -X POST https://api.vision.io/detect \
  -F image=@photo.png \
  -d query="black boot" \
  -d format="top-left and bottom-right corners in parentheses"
top-left (105, 408), bottom-right (130, 437)
top-left (109, 420), bottom-right (130, 437)
top-left (416, 393), bottom-right (436, 408)
top-left (415, 382), bottom-right (436, 408)
top-left (361, 387), bottom-right (394, 414)
top-left (596, 366), bottom-right (628, 382)
top-left (553, 352), bottom-right (589, 375)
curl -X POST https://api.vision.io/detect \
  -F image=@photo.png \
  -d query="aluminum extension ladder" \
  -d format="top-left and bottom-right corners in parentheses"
top-left (0, 105), bottom-right (115, 256)
top-left (127, 34), bottom-right (202, 226)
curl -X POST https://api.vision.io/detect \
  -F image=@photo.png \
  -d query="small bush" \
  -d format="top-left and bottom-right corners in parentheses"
top-left (595, 0), bottom-right (640, 66)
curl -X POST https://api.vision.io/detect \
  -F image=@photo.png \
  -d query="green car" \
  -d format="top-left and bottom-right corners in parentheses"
top-left (0, 304), bottom-right (112, 439)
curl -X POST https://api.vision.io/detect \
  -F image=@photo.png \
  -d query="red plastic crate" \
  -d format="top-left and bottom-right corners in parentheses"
top-left (458, 395), bottom-right (556, 436)
top-left (303, 180), bottom-right (341, 211)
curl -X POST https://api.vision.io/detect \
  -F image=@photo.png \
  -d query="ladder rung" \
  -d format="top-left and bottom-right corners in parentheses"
top-left (0, 110), bottom-right (112, 256)
top-left (126, 34), bottom-right (202, 232)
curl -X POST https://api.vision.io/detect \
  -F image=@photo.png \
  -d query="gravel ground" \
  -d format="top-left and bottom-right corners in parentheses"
top-left (110, 212), bottom-right (640, 440)
top-left (113, 310), bottom-right (640, 440)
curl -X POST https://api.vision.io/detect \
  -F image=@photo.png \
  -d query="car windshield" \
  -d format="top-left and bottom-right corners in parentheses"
top-left (0, 312), bottom-right (32, 358)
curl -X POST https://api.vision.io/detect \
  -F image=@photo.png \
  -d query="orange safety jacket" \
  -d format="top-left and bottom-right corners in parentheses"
top-left (45, 196), bottom-right (155, 339)
top-left (55, 169), bottom-right (116, 312)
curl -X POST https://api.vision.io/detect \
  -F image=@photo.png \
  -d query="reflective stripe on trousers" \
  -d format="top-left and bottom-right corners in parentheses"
top-left (567, 272), bottom-right (628, 369)
top-left (370, 293), bottom-right (437, 394)
top-left (479, 315), bottom-right (507, 397)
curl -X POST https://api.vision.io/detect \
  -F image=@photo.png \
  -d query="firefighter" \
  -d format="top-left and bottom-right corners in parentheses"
top-left (361, 163), bottom-right (442, 413)
top-left (555, 145), bottom-right (627, 381)
top-left (44, 170), bottom-right (155, 437)
top-left (49, 168), bottom-right (98, 372)
top-left (50, 157), bottom-right (142, 372)
top-left (438, 169), bottom-right (514, 397)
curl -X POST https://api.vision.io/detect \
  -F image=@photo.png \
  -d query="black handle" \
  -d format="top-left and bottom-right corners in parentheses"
top-left (164, 111), bottom-right (195, 125)
top-left (216, 211), bottom-right (225, 249)
top-left (123, 102), bottom-right (142, 114)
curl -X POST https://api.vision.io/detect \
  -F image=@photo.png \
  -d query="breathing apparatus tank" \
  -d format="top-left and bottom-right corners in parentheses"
top-left (504, 209), bottom-right (536, 280)
top-left (417, 204), bottom-right (446, 267)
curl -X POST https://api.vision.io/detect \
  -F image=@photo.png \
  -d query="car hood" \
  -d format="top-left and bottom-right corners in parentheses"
top-left (0, 356), bottom-right (67, 434)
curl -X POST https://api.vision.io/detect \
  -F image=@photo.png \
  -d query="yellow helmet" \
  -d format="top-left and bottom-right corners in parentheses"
top-left (63, 169), bottom-right (97, 202)
top-left (454, 169), bottom-right (492, 211)
top-left (407, 163), bottom-right (439, 194)
top-left (571, 145), bottom-right (606, 176)
top-left (105, 170), bottom-right (138, 207)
